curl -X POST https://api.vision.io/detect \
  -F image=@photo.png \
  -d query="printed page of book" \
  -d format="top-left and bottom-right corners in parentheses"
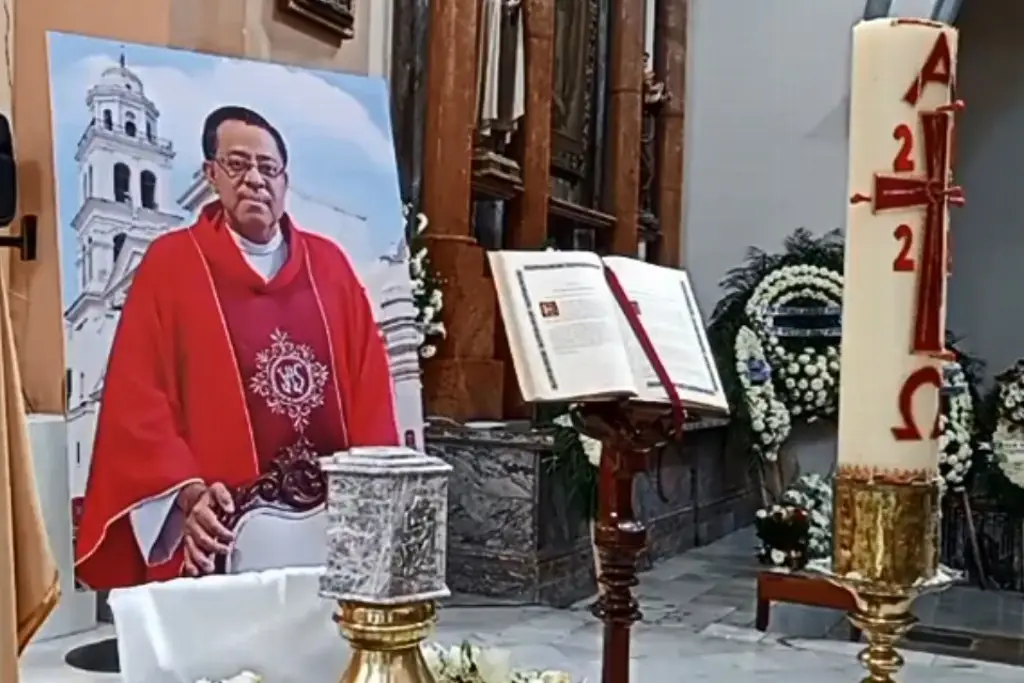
top-left (489, 250), bottom-right (637, 402)
top-left (602, 256), bottom-right (729, 413)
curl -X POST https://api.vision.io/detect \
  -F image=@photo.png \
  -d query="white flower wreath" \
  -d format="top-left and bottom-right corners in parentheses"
top-left (990, 361), bottom-right (1024, 490)
top-left (996, 361), bottom-right (1024, 428)
top-left (746, 265), bottom-right (843, 419)
top-left (736, 264), bottom-right (843, 460)
top-left (754, 472), bottom-right (833, 567)
top-left (405, 204), bottom-right (446, 359)
top-left (992, 429), bottom-right (1024, 491)
top-left (734, 326), bottom-right (791, 462)
top-left (781, 472), bottom-right (834, 559)
top-left (938, 360), bottom-right (975, 489)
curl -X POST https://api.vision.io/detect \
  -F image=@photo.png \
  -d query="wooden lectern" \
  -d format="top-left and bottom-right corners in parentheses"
top-left (577, 401), bottom-right (682, 683)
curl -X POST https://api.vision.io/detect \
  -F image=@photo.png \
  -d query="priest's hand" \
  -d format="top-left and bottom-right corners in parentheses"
top-left (178, 482), bottom-right (235, 577)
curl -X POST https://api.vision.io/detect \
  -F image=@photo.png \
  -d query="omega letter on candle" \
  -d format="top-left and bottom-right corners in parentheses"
top-left (838, 18), bottom-right (962, 484)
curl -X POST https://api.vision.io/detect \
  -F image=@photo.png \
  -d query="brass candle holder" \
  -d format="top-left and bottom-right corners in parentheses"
top-left (335, 601), bottom-right (438, 683)
top-left (812, 475), bottom-right (955, 683)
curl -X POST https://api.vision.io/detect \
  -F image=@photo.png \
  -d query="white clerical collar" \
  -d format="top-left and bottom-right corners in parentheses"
top-left (228, 224), bottom-right (284, 256)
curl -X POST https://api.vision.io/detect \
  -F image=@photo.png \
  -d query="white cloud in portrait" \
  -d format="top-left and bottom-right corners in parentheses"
top-left (285, 190), bottom-right (376, 284)
top-left (54, 53), bottom-right (394, 171)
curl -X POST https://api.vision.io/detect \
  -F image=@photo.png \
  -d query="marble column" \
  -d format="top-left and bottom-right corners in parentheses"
top-left (653, 0), bottom-right (687, 267)
top-left (420, 0), bottom-right (504, 420)
top-left (605, 0), bottom-right (646, 256)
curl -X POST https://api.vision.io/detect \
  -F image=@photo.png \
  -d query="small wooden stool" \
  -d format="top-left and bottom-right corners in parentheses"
top-left (755, 571), bottom-right (862, 642)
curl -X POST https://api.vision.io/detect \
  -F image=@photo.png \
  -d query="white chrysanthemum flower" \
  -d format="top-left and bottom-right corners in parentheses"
top-left (580, 434), bottom-right (603, 467)
top-left (937, 359), bottom-right (975, 489)
top-left (535, 673), bottom-right (573, 683)
top-left (475, 646), bottom-right (513, 683)
top-left (421, 642), bottom-right (577, 683)
top-left (553, 413), bottom-right (602, 467)
top-left (406, 206), bottom-right (446, 358)
top-left (421, 643), bottom-right (445, 676)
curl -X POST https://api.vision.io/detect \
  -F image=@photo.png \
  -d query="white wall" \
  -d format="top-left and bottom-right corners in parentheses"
top-left (681, 0), bottom-right (949, 311)
top-left (681, 0), bottom-right (1012, 379)
top-left (682, 0), bottom-right (867, 311)
top-left (945, 0), bottom-right (1024, 379)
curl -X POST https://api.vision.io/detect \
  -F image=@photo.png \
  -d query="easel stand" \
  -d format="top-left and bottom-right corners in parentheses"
top-left (577, 401), bottom-right (680, 683)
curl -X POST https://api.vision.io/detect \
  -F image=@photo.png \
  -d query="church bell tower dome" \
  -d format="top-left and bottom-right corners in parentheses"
top-left (70, 50), bottom-right (180, 299)
top-left (96, 54), bottom-right (145, 94)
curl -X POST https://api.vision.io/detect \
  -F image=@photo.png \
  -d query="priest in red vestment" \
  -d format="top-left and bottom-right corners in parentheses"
top-left (74, 106), bottom-right (400, 589)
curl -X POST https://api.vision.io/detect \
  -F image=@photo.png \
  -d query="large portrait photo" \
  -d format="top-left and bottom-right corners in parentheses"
top-left (46, 32), bottom-right (424, 590)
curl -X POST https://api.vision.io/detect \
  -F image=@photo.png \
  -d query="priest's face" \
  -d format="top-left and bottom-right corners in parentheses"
top-left (205, 119), bottom-right (288, 243)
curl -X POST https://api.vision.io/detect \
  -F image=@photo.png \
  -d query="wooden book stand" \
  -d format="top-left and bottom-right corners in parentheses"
top-left (577, 400), bottom-right (682, 683)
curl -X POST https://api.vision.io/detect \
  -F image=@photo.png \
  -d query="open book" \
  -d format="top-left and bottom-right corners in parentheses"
top-left (489, 250), bottom-right (728, 414)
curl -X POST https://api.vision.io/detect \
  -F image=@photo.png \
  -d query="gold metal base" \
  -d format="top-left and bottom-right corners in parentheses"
top-left (821, 476), bottom-right (953, 683)
top-left (335, 601), bottom-right (437, 683)
top-left (848, 592), bottom-right (917, 683)
top-left (833, 476), bottom-right (940, 588)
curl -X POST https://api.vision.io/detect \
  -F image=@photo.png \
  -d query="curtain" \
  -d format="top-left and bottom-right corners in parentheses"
top-left (0, 252), bottom-right (59, 682)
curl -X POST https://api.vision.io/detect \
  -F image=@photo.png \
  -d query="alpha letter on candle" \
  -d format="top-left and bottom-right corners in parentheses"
top-left (903, 31), bottom-right (953, 106)
top-left (838, 18), bottom-right (960, 484)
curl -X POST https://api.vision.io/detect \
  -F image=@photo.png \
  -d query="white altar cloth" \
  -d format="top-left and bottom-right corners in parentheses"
top-left (108, 568), bottom-right (347, 683)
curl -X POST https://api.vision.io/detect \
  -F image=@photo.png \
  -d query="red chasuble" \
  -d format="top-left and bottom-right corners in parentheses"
top-left (74, 203), bottom-right (399, 589)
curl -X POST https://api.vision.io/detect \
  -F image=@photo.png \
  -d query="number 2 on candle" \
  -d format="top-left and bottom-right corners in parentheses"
top-left (893, 124), bottom-right (915, 172)
top-left (893, 224), bottom-right (915, 272)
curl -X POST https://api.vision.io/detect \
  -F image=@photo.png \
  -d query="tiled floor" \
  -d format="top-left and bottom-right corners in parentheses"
top-left (20, 526), bottom-right (1024, 682)
top-left (20, 608), bottom-right (1024, 683)
top-left (631, 525), bottom-right (1024, 643)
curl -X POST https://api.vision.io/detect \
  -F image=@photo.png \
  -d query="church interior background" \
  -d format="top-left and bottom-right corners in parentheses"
top-left (7, 0), bottom-right (1024, 680)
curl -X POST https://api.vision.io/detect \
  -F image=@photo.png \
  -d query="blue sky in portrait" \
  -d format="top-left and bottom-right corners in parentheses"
top-left (46, 32), bottom-right (406, 305)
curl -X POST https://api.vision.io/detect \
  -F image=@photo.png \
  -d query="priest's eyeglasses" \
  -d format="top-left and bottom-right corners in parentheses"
top-left (215, 155), bottom-right (285, 180)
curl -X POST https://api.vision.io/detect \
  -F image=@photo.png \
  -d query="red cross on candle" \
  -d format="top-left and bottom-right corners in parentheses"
top-left (850, 105), bottom-right (964, 356)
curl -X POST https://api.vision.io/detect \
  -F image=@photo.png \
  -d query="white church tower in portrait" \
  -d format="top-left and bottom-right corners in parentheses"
top-left (363, 241), bottom-right (425, 450)
top-left (65, 55), bottom-right (183, 501)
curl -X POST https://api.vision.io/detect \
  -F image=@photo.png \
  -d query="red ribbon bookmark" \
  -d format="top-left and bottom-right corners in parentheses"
top-left (604, 266), bottom-right (685, 432)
